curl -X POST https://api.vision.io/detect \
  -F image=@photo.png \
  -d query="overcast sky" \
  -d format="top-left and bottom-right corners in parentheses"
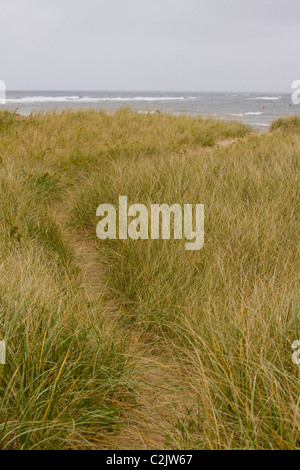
top-left (0, 0), bottom-right (299, 92)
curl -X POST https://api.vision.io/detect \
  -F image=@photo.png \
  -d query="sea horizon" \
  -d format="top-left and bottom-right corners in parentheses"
top-left (2, 90), bottom-right (299, 131)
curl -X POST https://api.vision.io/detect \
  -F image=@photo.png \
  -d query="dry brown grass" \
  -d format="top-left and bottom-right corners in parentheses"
top-left (0, 109), bottom-right (298, 449)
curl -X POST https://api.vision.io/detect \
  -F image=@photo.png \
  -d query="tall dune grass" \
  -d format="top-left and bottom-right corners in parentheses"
top-left (0, 109), bottom-right (299, 449)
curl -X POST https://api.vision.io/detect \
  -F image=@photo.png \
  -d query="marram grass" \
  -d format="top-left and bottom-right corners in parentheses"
top-left (0, 109), bottom-right (299, 449)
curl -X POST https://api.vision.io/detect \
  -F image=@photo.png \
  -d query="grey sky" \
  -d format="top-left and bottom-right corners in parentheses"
top-left (0, 0), bottom-right (299, 92)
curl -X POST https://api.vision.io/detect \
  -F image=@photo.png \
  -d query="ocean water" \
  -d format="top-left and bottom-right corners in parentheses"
top-left (2, 91), bottom-right (299, 131)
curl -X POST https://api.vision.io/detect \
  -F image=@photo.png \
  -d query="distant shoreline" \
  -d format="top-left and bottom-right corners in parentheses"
top-left (1, 91), bottom-right (298, 132)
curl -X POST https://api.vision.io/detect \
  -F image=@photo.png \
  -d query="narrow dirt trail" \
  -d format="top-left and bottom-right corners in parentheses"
top-left (51, 202), bottom-right (194, 450)
top-left (216, 132), bottom-right (259, 148)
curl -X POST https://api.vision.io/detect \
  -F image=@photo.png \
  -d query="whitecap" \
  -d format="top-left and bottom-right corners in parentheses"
top-left (5, 95), bottom-right (188, 104)
top-left (250, 97), bottom-right (280, 101)
top-left (6, 96), bottom-right (81, 103)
